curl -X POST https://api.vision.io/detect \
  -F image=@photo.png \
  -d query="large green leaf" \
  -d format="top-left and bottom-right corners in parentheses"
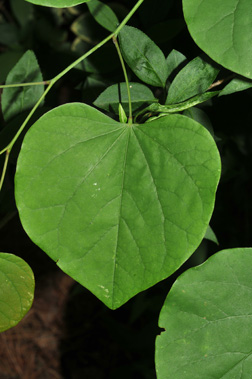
top-left (183, 0), bottom-right (252, 79)
top-left (25, 0), bottom-right (90, 7)
top-left (2, 50), bottom-right (44, 122)
top-left (119, 25), bottom-right (168, 88)
top-left (15, 103), bottom-right (220, 309)
top-left (0, 253), bottom-right (34, 333)
top-left (156, 248), bottom-right (252, 379)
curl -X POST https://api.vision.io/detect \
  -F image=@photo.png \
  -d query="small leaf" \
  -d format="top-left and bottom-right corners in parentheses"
top-left (183, 0), bottom-right (252, 79)
top-left (15, 103), bottom-right (220, 309)
top-left (156, 248), bottom-right (252, 378)
top-left (25, 0), bottom-right (91, 7)
top-left (2, 50), bottom-right (44, 122)
top-left (219, 76), bottom-right (252, 97)
top-left (119, 25), bottom-right (168, 88)
top-left (204, 225), bottom-right (218, 244)
top-left (118, 103), bottom-right (127, 123)
top-left (166, 56), bottom-right (219, 104)
top-left (166, 49), bottom-right (187, 81)
top-left (94, 82), bottom-right (157, 114)
top-left (87, 0), bottom-right (118, 32)
top-left (0, 253), bottom-right (34, 333)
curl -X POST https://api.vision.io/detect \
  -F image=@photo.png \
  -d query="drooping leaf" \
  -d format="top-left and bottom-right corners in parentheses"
top-left (156, 248), bottom-right (252, 378)
top-left (119, 25), bottom-right (168, 88)
top-left (166, 49), bottom-right (187, 81)
top-left (219, 76), bottom-right (252, 97)
top-left (87, 0), bottom-right (118, 32)
top-left (0, 253), bottom-right (34, 333)
top-left (15, 103), bottom-right (220, 309)
top-left (94, 82), bottom-right (157, 115)
top-left (25, 0), bottom-right (91, 8)
top-left (2, 50), bottom-right (44, 122)
top-left (166, 56), bottom-right (219, 104)
top-left (183, 0), bottom-right (252, 79)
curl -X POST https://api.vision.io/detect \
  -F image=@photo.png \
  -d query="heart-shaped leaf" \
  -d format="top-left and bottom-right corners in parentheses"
top-left (183, 0), bottom-right (252, 79)
top-left (25, 0), bottom-right (90, 8)
top-left (156, 248), bottom-right (252, 378)
top-left (0, 253), bottom-right (34, 333)
top-left (15, 103), bottom-right (220, 309)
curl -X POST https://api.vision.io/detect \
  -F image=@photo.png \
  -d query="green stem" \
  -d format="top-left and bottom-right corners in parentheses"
top-left (0, 80), bottom-right (51, 89)
top-left (0, 0), bottom-right (145, 188)
top-left (113, 36), bottom-right (132, 124)
top-left (0, 150), bottom-right (10, 191)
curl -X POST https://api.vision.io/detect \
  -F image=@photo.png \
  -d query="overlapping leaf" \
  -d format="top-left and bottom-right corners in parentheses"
top-left (119, 25), bottom-right (168, 88)
top-left (15, 103), bottom-right (220, 309)
top-left (0, 253), bottom-right (34, 333)
top-left (183, 0), bottom-right (252, 79)
top-left (156, 248), bottom-right (252, 378)
top-left (2, 50), bottom-right (44, 121)
top-left (25, 0), bottom-right (90, 7)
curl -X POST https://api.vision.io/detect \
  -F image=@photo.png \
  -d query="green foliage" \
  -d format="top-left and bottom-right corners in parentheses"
top-left (156, 248), bottom-right (252, 378)
top-left (0, 0), bottom-right (252, 377)
top-left (2, 50), bottom-right (44, 121)
top-left (183, 0), bottom-right (252, 78)
top-left (0, 253), bottom-right (34, 333)
top-left (119, 25), bottom-right (168, 87)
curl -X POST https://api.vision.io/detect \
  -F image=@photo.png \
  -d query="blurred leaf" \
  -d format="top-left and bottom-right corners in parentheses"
top-left (156, 248), bottom-right (252, 378)
top-left (167, 56), bottom-right (219, 104)
top-left (2, 50), bottom-right (44, 122)
top-left (25, 0), bottom-right (91, 8)
top-left (87, 0), bottom-right (118, 32)
top-left (10, 0), bottom-right (34, 27)
top-left (94, 82), bottom-right (157, 114)
top-left (219, 76), bottom-right (252, 97)
top-left (119, 25), bottom-right (168, 88)
top-left (0, 23), bottom-right (20, 47)
top-left (71, 12), bottom-right (106, 44)
top-left (0, 253), bottom-right (34, 333)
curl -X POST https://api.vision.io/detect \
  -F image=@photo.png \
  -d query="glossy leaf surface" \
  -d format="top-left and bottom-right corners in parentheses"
top-left (156, 248), bottom-right (252, 378)
top-left (0, 253), bottom-right (34, 333)
top-left (119, 25), bottom-right (168, 88)
top-left (15, 103), bottom-right (220, 309)
top-left (25, 0), bottom-right (90, 7)
top-left (183, 0), bottom-right (252, 79)
top-left (2, 50), bottom-right (44, 122)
